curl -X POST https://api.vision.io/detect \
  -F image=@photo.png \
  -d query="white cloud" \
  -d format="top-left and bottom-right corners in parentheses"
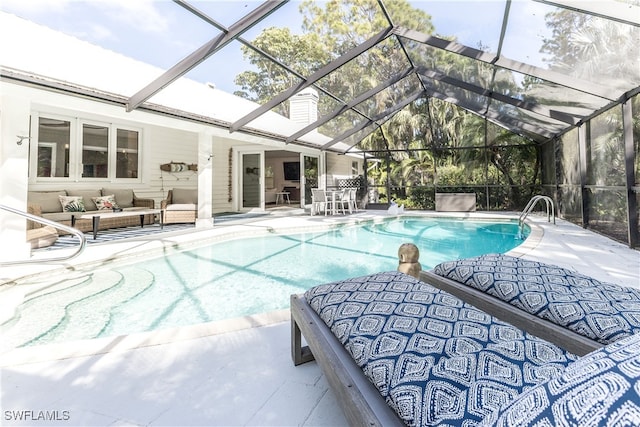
top-left (1, 0), bottom-right (168, 36)
top-left (91, 0), bottom-right (169, 33)
top-left (87, 22), bottom-right (116, 42)
top-left (0, 0), bottom-right (72, 15)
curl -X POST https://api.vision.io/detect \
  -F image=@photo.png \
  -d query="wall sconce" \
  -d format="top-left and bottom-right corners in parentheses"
top-left (16, 135), bottom-right (31, 145)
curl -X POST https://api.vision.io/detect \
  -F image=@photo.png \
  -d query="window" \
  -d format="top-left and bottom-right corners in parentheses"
top-left (116, 129), bottom-right (139, 178)
top-left (351, 161), bottom-right (359, 176)
top-left (37, 117), bottom-right (70, 177)
top-left (33, 113), bottom-right (140, 181)
top-left (82, 123), bottom-right (109, 178)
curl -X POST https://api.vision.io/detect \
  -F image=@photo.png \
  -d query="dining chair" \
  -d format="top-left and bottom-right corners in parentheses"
top-left (311, 188), bottom-right (328, 216)
top-left (339, 189), bottom-right (352, 214)
top-left (348, 188), bottom-right (358, 213)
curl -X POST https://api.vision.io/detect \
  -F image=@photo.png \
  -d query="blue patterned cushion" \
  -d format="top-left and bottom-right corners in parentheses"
top-left (485, 332), bottom-right (640, 426)
top-left (305, 271), bottom-right (578, 426)
top-left (433, 254), bottom-right (640, 345)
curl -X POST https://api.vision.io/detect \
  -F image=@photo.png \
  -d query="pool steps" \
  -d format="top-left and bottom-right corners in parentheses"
top-left (0, 268), bottom-right (154, 348)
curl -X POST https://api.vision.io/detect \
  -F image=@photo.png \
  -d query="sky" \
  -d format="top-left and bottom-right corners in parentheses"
top-left (0, 0), bottom-right (553, 94)
top-left (0, 0), bottom-right (303, 93)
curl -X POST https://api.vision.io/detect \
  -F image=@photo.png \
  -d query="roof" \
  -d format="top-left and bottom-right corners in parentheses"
top-left (0, 11), bottom-right (352, 152)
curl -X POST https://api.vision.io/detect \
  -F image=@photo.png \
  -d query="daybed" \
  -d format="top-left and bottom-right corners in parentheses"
top-left (161, 188), bottom-right (197, 224)
top-left (430, 254), bottom-right (640, 347)
top-left (27, 188), bottom-right (155, 235)
top-left (291, 256), bottom-right (640, 426)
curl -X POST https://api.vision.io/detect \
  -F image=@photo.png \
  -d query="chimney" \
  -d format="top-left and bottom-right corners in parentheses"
top-left (289, 87), bottom-right (318, 127)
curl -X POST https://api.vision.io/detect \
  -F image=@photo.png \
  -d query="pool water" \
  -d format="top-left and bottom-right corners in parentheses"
top-left (2, 217), bottom-right (529, 347)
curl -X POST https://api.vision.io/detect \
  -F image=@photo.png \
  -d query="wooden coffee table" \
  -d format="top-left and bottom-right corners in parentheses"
top-left (71, 208), bottom-right (162, 239)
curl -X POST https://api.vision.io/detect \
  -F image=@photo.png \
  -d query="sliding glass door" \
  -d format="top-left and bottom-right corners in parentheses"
top-left (301, 154), bottom-right (319, 207)
top-left (241, 153), bottom-right (262, 210)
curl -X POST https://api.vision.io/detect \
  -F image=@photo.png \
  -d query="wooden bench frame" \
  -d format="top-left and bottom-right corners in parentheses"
top-left (290, 293), bottom-right (405, 427)
top-left (290, 271), bottom-right (603, 426)
top-left (419, 271), bottom-right (602, 356)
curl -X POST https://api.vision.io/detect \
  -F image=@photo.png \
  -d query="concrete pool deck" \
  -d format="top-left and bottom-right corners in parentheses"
top-left (1, 211), bottom-right (638, 426)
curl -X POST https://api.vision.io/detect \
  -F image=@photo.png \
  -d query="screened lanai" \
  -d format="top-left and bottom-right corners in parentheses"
top-left (5, 0), bottom-right (639, 247)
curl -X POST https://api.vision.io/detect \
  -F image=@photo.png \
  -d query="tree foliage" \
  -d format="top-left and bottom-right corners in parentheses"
top-left (233, 27), bottom-right (328, 116)
top-left (232, 0), bottom-right (634, 215)
top-left (541, 7), bottom-right (639, 227)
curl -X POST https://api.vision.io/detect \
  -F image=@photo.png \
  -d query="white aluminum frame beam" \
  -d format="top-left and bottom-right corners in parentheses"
top-left (322, 89), bottom-right (424, 150)
top-left (393, 27), bottom-right (617, 101)
top-left (425, 88), bottom-right (554, 140)
top-left (285, 67), bottom-right (416, 143)
top-left (126, 0), bottom-right (287, 112)
top-left (230, 26), bottom-right (394, 132)
top-left (415, 67), bottom-right (581, 125)
top-left (173, 0), bottom-right (372, 122)
top-left (535, 0), bottom-right (640, 27)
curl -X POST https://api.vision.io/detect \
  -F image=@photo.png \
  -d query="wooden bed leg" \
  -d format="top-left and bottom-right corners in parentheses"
top-left (291, 296), bottom-right (315, 366)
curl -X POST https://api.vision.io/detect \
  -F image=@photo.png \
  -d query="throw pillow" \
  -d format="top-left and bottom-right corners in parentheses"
top-left (59, 195), bottom-right (86, 212)
top-left (66, 189), bottom-right (101, 211)
top-left (102, 188), bottom-right (134, 208)
top-left (92, 195), bottom-right (119, 210)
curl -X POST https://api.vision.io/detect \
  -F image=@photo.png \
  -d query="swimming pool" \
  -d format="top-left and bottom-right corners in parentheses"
top-left (2, 216), bottom-right (529, 348)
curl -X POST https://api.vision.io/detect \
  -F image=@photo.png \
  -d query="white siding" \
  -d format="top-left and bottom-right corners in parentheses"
top-left (326, 154), bottom-right (360, 186)
top-left (147, 126), bottom-right (199, 206)
top-left (211, 137), bottom-right (235, 213)
top-left (4, 81), bottom-right (347, 218)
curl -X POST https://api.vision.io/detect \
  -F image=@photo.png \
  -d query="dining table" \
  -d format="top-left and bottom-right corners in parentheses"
top-left (325, 190), bottom-right (345, 215)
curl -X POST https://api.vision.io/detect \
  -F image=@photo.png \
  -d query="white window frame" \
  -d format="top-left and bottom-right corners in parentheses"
top-left (114, 128), bottom-right (141, 180)
top-left (36, 142), bottom-right (58, 178)
top-left (79, 119), bottom-right (110, 180)
top-left (30, 111), bottom-right (142, 183)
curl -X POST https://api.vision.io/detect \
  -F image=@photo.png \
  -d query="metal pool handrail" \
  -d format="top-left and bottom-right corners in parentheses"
top-left (0, 204), bottom-right (86, 265)
top-left (518, 195), bottom-right (555, 236)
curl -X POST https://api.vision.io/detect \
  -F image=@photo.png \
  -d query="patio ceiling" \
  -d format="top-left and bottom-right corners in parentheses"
top-left (125, 0), bottom-right (640, 153)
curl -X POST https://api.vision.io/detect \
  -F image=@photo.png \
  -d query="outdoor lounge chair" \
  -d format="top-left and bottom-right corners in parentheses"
top-left (291, 266), bottom-right (640, 426)
top-left (161, 188), bottom-right (197, 224)
top-left (429, 254), bottom-right (640, 346)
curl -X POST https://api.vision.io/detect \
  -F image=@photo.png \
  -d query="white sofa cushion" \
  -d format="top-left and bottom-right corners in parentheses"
top-left (28, 191), bottom-right (67, 213)
top-left (172, 188), bottom-right (197, 204)
top-left (27, 225), bottom-right (59, 249)
top-left (166, 203), bottom-right (196, 211)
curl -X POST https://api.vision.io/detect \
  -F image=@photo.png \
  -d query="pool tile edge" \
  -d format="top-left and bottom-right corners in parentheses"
top-left (0, 309), bottom-right (290, 367)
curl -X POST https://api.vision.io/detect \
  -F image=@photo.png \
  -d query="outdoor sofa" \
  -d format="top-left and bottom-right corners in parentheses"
top-left (27, 188), bottom-right (155, 237)
top-left (291, 255), bottom-right (640, 426)
top-left (160, 188), bottom-right (197, 224)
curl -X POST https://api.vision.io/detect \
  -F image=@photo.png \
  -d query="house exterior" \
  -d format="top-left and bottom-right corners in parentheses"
top-left (0, 12), bottom-right (362, 261)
